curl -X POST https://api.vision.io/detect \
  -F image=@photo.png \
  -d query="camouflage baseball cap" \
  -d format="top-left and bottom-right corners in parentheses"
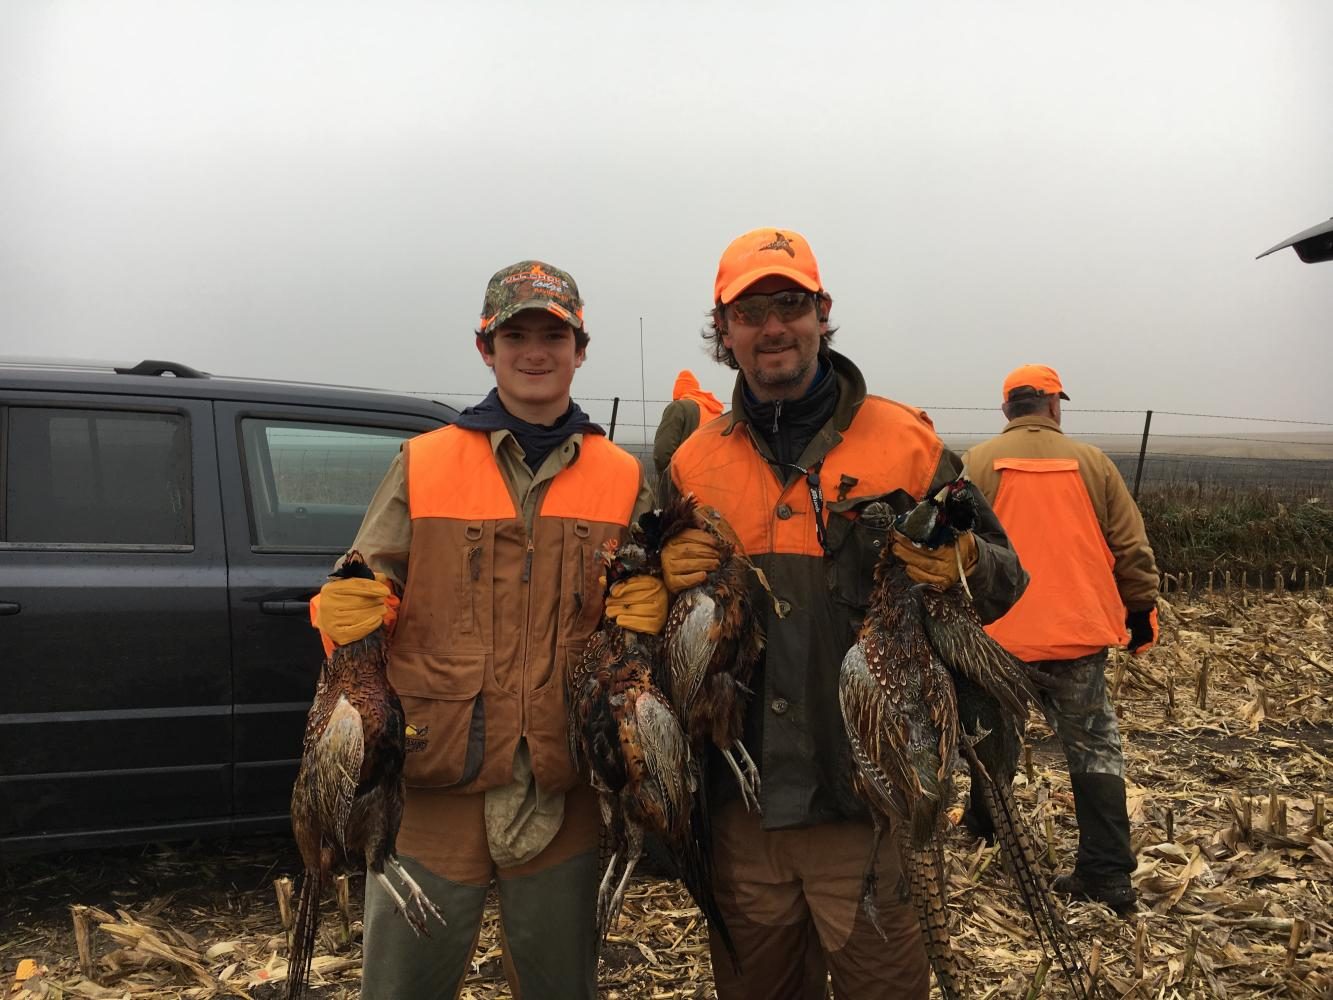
top-left (478, 260), bottom-right (584, 334)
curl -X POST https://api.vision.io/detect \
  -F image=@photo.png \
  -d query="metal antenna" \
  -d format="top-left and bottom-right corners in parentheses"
top-left (639, 317), bottom-right (648, 449)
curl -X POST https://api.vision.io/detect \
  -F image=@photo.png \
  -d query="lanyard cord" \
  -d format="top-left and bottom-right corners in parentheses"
top-left (775, 457), bottom-right (830, 556)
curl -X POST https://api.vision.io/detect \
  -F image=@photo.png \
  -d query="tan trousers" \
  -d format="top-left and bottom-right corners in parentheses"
top-left (707, 803), bottom-right (931, 1000)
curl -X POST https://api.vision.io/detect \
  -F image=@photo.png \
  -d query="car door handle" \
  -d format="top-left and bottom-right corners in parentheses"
top-left (260, 600), bottom-right (311, 616)
top-left (0, 602), bottom-right (19, 616)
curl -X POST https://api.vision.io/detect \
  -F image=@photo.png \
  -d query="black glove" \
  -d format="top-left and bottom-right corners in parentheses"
top-left (1126, 608), bottom-right (1157, 655)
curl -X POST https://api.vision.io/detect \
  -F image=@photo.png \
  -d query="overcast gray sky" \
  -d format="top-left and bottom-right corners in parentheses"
top-left (3, 0), bottom-right (1331, 446)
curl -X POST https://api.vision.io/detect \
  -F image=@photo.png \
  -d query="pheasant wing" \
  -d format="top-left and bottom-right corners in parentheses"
top-left (921, 589), bottom-right (1039, 721)
top-left (839, 639), bottom-right (914, 821)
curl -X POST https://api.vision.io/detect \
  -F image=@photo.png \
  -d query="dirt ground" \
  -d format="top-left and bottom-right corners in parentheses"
top-left (3, 588), bottom-right (1332, 999)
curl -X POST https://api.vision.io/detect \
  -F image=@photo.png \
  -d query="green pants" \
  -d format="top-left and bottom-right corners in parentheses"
top-left (359, 850), bottom-right (599, 999)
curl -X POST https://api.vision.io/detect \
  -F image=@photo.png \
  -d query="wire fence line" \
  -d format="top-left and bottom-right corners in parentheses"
top-left (392, 388), bottom-right (1333, 499)
top-left (411, 388), bottom-right (1333, 428)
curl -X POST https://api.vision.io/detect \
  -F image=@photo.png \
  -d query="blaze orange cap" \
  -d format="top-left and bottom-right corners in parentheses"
top-left (714, 228), bottom-right (823, 304)
top-left (1003, 364), bottom-right (1070, 403)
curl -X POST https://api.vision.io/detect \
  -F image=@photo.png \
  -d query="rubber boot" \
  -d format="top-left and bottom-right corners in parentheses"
top-left (1054, 772), bottom-right (1137, 916)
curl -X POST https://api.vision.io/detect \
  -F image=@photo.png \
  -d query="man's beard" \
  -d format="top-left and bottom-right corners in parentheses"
top-left (752, 349), bottom-right (813, 388)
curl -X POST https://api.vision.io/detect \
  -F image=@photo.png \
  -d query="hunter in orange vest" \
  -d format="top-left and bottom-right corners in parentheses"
top-left (652, 368), bottom-right (725, 488)
top-left (313, 261), bottom-right (655, 998)
top-left (662, 228), bottom-right (1030, 999)
top-left (964, 363), bottom-right (1161, 916)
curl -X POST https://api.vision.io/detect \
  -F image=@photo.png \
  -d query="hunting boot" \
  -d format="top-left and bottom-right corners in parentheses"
top-left (1055, 772), bottom-right (1137, 916)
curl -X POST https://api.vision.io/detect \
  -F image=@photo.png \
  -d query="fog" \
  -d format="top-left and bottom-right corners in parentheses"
top-left (3, 1), bottom-right (1331, 445)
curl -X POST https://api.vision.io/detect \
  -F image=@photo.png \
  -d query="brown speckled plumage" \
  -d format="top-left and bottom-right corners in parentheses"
top-left (287, 552), bottom-right (442, 1000)
top-left (567, 527), bottom-right (735, 963)
top-left (840, 480), bottom-right (1095, 1000)
top-left (660, 494), bottom-right (765, 811)
top-left (840, 555), bottom-right (963, 999)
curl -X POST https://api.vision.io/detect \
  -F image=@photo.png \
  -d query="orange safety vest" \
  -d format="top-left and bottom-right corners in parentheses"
top-left (673, 370), bottom-right (724, 425)
top-left (390, 426), bottom-right (640, 795)
top-left (983, 458), bottom-right (1128, 662)
top-left (671, 396), bottom-right (942, 559)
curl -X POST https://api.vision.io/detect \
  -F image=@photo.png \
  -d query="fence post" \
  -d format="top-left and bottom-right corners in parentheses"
top-left (1132, 409), bottom-right (1153, 499)
top-left (608, 396), bottom-right (620, 441)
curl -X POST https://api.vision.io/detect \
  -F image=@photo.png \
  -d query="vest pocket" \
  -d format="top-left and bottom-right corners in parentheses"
top-left (559, 522), bottom-right (611, 642)
top-left (391, 651), bottom-right (487, 788)
top-left (825, 504), bottom-right (891, 612)
top-left (458, 523), bottom-right (488, 636)
top-left (526, 644), bottom-right (583, 794)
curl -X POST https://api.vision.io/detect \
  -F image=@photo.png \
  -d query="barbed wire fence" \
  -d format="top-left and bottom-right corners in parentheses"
top-left (405, 390), bottom-right (1333, 499)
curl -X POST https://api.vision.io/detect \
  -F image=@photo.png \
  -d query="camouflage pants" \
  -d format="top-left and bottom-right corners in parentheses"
top-left (1025, 649), bottom-right (1125, 779)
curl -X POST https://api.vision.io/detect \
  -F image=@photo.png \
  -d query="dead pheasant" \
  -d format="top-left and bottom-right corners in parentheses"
top-left (286, 552), bottom-right (443, 999)
top-left (566, 517), bottom-right (736, 966)
top-left (840, 480), bottom-right (1095, 999)
top-left (839, 526), bottom-right (964, 998)
top-left (901, 477), bottom-right (1093, 999)
top-left (659, 494), bottom-right (765, 811)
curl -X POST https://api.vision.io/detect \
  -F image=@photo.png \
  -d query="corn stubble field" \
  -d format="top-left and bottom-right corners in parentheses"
top-left (4, 491), bottom-right (1333, 999)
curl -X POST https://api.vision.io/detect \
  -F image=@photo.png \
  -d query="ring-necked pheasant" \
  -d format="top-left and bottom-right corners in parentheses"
top-left (286, 552), bottom-right (444, 999)
top-left (659, 494), bottom-right (765, 812)
top-left (567, 514), bottom-right (739, 968)
top-left (841, 479), bottom-right (1095, 999)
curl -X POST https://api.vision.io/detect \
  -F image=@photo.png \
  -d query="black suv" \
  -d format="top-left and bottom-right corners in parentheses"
top-left (0, 360), bottom-right (456, 857)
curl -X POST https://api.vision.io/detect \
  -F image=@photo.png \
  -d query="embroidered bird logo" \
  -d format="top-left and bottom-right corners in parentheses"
top-left (760, 232), bottom-right (796, 257)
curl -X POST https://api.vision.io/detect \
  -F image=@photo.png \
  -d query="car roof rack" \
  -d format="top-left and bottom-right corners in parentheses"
top-left (113, 360), bottom-right (210, 378)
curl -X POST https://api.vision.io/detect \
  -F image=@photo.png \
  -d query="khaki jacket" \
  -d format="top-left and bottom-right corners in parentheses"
top-left (964, 415), bottom-right (1159, 614)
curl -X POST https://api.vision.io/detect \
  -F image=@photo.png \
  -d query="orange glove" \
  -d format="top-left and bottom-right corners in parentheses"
top-left (891, 530), bottom-right (978, 590)
top-left (314, 573), bottom-right (396, 647)
top-left (605, 575), bottom-right (669, 634)
top-left (661, 528), bottom-right (721, 593)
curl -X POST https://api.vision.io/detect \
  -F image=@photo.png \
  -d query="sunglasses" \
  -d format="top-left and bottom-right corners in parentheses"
top-left (725, 290), bottom-right (817, 326)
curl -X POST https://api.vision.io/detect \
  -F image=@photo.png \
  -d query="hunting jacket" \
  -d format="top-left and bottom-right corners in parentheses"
top-left (653, 371), bottom-right (725, 480)
top-left (964, 414), bottom-right (1160, 661)
top-left (349, 425), bottom-right (651, 863)
top-left (669, 351), bottom-right (1028, 829)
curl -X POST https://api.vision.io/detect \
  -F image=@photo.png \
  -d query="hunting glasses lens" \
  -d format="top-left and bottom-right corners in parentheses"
top-left (726, 291), bottom-right (816, 325)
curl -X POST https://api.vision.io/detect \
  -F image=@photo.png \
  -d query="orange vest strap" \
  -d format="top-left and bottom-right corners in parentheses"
top-left (993, 457), bottom-right (1079, 473)
top-left (541, 435), bottom-right (640, 525)
top-left (406, 427), bottom-right (516, 521)
top-left (984, 464), bottom-right (1128, 661)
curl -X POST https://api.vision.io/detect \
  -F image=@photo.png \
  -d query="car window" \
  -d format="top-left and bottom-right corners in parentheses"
top-left (241, 418), bottom-right (412, 551)
top-left (4, 407), bottom-right (192, 546)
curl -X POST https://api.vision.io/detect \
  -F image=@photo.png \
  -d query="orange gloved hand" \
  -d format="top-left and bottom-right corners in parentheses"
top-left (890, 530), bottom-right (979, 590)
top-left (605, 575), bottom-right (669, 634)
top-left (661, 528), bottom-right (721, 593)
top-left (314, 573), bottom-right (396, 647)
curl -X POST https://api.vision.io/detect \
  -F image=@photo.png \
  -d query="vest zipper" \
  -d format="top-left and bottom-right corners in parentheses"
top-left (519, 537), bottom-right (534, 735)
top-left (771, 399), bottom-right (782, 434)
top-left (573, 543), bottom-right (584, 612)
top-left (464, 544), bottom-right (481, 634)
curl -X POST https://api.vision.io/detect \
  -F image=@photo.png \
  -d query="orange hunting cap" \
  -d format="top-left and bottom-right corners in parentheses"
top-left (714, 228), bottom-right (823, 304)
top-left (1003, 364), bottom-right (1070, 403)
